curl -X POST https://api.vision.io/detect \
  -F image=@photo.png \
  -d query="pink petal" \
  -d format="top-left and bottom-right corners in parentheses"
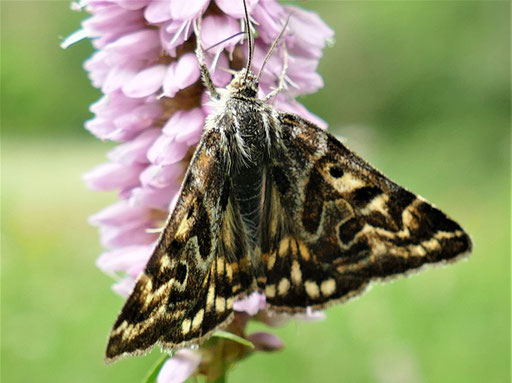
top-left (99, 221), bottom-right (157, 248)
top-left (162, 108), bottom-right (205, 139)
top-left (113, 0), bottom-right (150, 11)
top-left (102, 61), bottom-right (145, 94)
top-left (160, 20), bottom-right (192, 57)
top-left (284, 5), bottom-right (334, 59)
top-left (233, 292), bottom-right (266, 315)
top-left (147, 135), bottom-right (190, 165)
top-left (140, 164), bottom-right (184, 188)
top-left (130, 184), bottom-right (180, 210)
top-left (122, 64), bottom-right (167, 98)
top-left (112, 103), bottom-right (162, 137)
top-left (82, 6), bottom-right (144, 40)
top-left (84, 50), bottom-right (110, 88)
top-left (163, 53), bottom-right (200, 97)
top-left (85, 117), bottom-right (115, 140)
top-left (104, 29), bottom-right (161, 62)
top-left (96, 244), bottom-right (154, 275)
top-left (83, 162), bottom-right (145, 191)
top-left (247, 332), bottom-right (284, 352)
top-left (215, 0), bottom-right (258, 18)
top-left (144, 0), bottom-right (172, 23)
top-left (112, 276), bottom-right (136, 297)
top-left (107, 128), bottom-right (161, 165)
top-left (251, 1), bottom-right (284, 43)
top-left (89, 200), bottom-right (149, 226)
top-left (169, 0), bottom-right (209, 21)
top-left (157, 349), bottom-right (201, 383)
top-left (90, 91), bottom-right (142, 117)
top-left (200, 15), bottom-right (240, 54)
top-left (210, 53), bottom-right (231, 87)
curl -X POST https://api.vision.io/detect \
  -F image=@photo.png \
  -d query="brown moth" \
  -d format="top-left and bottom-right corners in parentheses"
top-left (105, 2), bottom-right (471, 362)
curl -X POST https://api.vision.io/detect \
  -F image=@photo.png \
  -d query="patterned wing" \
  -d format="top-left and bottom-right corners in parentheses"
top-left (106, 129), bottom-right (256, 362)
top-left (259, 113), bottom-right (472, 312)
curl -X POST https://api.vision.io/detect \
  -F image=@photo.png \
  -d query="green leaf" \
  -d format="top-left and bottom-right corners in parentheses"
top-left (143, 354), bottom-right (172, 383)
top-left (212, 331), bottom-right (254, 349)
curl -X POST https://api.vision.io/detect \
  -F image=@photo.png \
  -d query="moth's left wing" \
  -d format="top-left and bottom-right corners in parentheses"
top-left (259, 113), bottom-right (471, 312)
top-left (106, 128), bottom-right (255, 362)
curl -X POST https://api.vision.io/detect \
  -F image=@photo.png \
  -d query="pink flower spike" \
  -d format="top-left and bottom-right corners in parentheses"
top-left (122, 64), bottom-right (167, 98)
top-left (233, 292), bottom-right (266, 316)
top-left (157, 349), bottom-right (201, 383)
top-left (163, 53), bottom-right (201, 98)
top-left (74, 0), bottom-right (335, 371)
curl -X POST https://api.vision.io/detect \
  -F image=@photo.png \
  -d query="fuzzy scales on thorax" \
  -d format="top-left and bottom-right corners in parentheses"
top-left (204, 86), bottom-right (281, 243)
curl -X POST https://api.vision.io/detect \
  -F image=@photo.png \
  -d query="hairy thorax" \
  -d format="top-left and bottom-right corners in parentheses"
top-left (205, 89), bottom-right (280, 243)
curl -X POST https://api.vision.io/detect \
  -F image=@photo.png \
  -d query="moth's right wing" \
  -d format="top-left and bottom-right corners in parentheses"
top-left (259, 113), bottom-right (471, 312)
top-left (106, 128), bottom-right (255, 362)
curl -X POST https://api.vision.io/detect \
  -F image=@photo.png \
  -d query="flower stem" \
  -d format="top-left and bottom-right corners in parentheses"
top-left (211, 374), bottom-right (226, 383)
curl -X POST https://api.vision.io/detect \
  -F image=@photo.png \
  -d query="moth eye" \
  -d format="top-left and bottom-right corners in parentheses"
top-left (329, 166), bottom-right (344, 178)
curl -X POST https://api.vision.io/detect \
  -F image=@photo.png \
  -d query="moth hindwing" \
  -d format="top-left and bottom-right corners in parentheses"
top-left (105, 7), bottom-right (471, 362)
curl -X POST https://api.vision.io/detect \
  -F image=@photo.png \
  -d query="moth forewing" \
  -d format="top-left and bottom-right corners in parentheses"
top-left (258, 113), bottom-right (471, 312)
top-left (105, 128), bottom-right (252, 362)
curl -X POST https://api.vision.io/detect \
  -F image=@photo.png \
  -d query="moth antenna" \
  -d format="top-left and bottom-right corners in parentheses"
top-left (242, 0), bottom-right (253, 84)
top-left (205, 31), bottom-right (247, 52)
top-left (256, 15), bottom-right (290, 84)
top-left (218, 66), bottom-right (239, 75)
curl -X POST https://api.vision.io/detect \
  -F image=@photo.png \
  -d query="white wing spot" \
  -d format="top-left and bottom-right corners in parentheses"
top-left (265, 284), bottom-right (276, 298)
top-left (181, 319), bottom-right (192, 335)
top-left (305, 280), bottom-right (320, 299)
top-left (278, 278), bottom-right (290, 296)
top-left (215, 296), bottom-right (226, 313)
top-left (320, 279), bottom-right (336, 297)
top-left (192, 309), bottom-right (204, 331)
top-left (291, 260), bottom-right (302, 285)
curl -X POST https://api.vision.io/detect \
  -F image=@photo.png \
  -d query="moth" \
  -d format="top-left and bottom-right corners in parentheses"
top-left (105, 2), bottom-right (471, 362)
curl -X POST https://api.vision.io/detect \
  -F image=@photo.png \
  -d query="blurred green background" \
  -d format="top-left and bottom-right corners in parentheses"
top-left (2, 1), bottom-right (510, 382)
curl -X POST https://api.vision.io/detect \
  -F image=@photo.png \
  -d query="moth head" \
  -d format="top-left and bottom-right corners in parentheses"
top-left (228, 69), bottom-right (259, 98)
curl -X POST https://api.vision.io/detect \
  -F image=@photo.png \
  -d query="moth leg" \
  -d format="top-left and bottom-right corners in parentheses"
top-left (263, 40), bottom-right (288, 102)
top-left (194, 17), bottom-right (220, 100)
